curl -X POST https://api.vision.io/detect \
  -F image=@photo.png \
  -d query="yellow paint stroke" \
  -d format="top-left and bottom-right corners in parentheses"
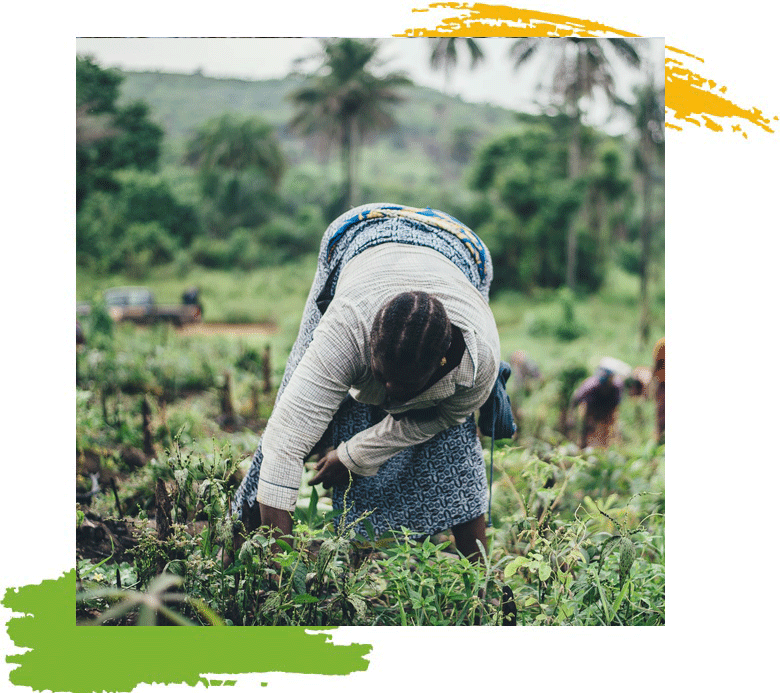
top-left (400, 2), bottom-right (777, 136)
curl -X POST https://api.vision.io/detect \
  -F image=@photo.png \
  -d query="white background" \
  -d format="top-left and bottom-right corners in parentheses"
top-left (3, 1), bottom-right (778, 691)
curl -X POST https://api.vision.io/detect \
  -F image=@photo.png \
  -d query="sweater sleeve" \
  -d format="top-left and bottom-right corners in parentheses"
top-left (257, 302), bottom-right (362, 512)
top-left (336, 353), bottom-right (497, 476)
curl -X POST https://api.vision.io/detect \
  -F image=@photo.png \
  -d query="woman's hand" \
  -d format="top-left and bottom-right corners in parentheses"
top-left (309, 449), bottom-right (351, 489)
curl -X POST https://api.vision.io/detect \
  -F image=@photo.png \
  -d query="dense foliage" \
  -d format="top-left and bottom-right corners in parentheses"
top-left (76, 275), bottom-right (664, 627)
top-left (75, 39), bottom-right (664, 626)
top-left (76, 56), bottom-right (164, 209)
top-left (76, 42), bottom-right (663, 294)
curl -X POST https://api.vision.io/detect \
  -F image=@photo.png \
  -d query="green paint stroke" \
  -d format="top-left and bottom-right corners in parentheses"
top-left (4, 570), bottom-right (372, 693)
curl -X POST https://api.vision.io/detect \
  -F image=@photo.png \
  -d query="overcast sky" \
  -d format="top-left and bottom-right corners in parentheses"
top-left (76, 37), bottom-right (663, 133)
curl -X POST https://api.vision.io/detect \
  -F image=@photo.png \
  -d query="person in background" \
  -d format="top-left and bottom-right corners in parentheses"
top-left (230, 203), bottom-right (505, 562)
top-left (509, 350), bottom-right (542, 394)
top-left (182, 287), bottom-right (203, 319)
top-left (625, 365), bottom-right (652, 398)
top-left (571, 357), bottom-right (630, 449)
top-left (508, 349), bottom-right (541, 434)
top-left (653, 338), bottom-right (665, 443)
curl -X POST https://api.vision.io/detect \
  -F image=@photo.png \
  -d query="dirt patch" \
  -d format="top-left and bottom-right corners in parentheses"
top-left (179, 322), bottom-right (278, 337)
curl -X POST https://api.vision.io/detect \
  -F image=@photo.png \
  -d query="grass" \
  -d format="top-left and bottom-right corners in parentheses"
top-left (78, 257), bottom-right (663, 373)
top-left (77, 256), bottom-right (318, 330)
top-left (76, 256), bottom-right (664, 626)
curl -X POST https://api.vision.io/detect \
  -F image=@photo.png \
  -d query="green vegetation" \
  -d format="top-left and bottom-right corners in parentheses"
top-left (75, 38), bottom-right (663, 626)
top-left (77, 45), bottom-right (662, 296)
top-left (76, 264), bottom-right (664, 626)
top-left (289, 38), bottom-right (413, 209)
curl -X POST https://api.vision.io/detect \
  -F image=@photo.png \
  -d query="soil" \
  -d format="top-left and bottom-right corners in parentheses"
top-left (77, 512), bottom-right (140, 562)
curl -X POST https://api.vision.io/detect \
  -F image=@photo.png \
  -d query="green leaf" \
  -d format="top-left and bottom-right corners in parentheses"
top-left (307, 486), bottom-right (319, 523)
top-left (347, 594), bottom-right (367, 619)
top-left (79, 552), bottom-right (115, 579)
top-left (275, 538), bottom-right (293, 553)
top-left (157, 603), bottom-right (199, 626)
top-left (609, 579), bottom-right (631, 622)
top-left (362, 517), bottom-right (375, 542)
top-left (398, 600), bottom-right (407, 626)
top-left (292, 594), bottom-right (319, 604)
top-left (292, 562), bottom-right (308, 594)
top-left (138, 603), bottom-right (155, 626)
top-left (538, 562), bottom-right (552, 582)
top-left (186, 597), bottom-right (226, 626)
top-left (504, 556), bottom-right (523, 579)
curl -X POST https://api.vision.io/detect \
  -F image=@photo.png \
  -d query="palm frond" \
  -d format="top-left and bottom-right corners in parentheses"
top-left (509, 38), bottom-right (540, 69)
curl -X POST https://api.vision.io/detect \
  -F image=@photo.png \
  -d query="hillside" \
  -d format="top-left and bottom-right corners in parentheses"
top-left (115, 69), bottom-right (523, 167)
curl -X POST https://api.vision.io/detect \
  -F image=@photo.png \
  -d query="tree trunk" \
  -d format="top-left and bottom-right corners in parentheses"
top-left (343, 118), bottom-right (359, 209)
top-left (220, 371), bottom-right (235, 425)
top-left (639, 135), bottom-right (653, 346)
top-left (565, 43), bottom-right (586, 291)
top-left (142, 396), bottom-right (154, 457)
top-left (566, 118), bottom-right (582, 291)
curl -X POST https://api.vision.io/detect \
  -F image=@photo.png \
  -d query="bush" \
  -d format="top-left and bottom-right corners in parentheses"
top-left (114, 222), bottom-right (178, 278)
top-left (616, 239), bottom-right (642, 276)
top-left (76, 172), bottom-right (200, 271)
top-left (116, 171), bottom-right (202, 246)
top-left (553, 288), bottom-right (588, 342)
top-left (189, 237), bottom-right (231, 269)
top-left (256, 216), bottom-right (320, 263)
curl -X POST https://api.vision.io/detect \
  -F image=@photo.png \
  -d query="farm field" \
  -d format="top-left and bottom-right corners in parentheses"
top-left (76, 260), bottom-right (665, 626)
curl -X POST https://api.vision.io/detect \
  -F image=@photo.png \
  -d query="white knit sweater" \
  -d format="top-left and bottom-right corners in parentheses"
top-left (257, 243), bottom-right (501, 511)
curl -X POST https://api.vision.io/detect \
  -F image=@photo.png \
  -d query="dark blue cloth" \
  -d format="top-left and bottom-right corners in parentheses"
top-left (479, 361), bottom-right (517, 440)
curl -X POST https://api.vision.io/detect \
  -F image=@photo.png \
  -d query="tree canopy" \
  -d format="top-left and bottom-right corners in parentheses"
top-left (184, 114), bottom-right (285, 236)
top-left (509, 38), bottom-right (643, 290)
top-left (76, 55), bottom-right (164, 209)
top-left (289, 38), bottom-right (412, 209)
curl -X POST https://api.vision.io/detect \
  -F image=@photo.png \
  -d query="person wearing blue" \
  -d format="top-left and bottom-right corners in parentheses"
top-left (231, 203), bottom-right (511, 560)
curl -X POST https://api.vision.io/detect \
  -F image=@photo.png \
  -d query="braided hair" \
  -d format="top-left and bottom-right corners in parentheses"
top-left (370, 291), bottom-right (452, 379)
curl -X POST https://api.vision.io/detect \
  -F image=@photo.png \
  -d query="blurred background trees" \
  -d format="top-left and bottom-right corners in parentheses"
top-left (509, 38), bottom-right (642, 291)
top-left (289, 38), bottom-right (412, 211)
top-left (76, 56), bottom-right (164, 210)
top-left (184, 114), bottom-right (285, 235)
top-left (76, 37), bottom-right (664, 340)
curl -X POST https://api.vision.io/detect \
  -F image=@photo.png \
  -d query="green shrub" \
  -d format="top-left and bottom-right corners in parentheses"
top-left (616, 239), bottom-right (642, 276)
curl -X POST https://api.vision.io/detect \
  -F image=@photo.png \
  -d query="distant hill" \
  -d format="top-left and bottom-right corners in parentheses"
top-left (116, 69), bottom-right (523, 164)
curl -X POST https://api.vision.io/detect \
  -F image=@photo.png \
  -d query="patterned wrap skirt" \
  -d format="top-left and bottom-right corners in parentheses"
top-left (232, 203), bottom-right (494, 538)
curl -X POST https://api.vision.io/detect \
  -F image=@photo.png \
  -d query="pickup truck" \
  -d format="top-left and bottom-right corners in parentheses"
top-left (77, 286), bottom-right (203, 327)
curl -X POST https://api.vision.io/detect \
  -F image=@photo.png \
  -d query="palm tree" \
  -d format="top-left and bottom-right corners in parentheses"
top-left (429, 38), bottom-right (485, 178)
top-left (184, 114), bottom-right (284, 186)
top-left (289, 38), bottom-right (412, 209)
top-left (429, 37), bottom-right (485, 91)
top-left (184, 114), bottom-right (285, 234)
top-left (510, 38), bottom-right (642, 290)
top-left (627, 76), bottom-right (665, 345)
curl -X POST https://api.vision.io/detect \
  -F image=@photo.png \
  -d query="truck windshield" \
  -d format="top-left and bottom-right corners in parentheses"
top-left (104, 288), bottom-right (154, 306)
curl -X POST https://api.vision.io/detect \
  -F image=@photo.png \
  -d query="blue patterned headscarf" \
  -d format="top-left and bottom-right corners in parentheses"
top-left (327, 204), bottom-right (488, 282)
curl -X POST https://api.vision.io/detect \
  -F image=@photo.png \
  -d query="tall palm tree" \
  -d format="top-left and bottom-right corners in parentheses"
top-left (289, 38), bottom-right (412, 209)
top-left (510, 38), bottom-right (642, 290)
top-left (628, 76), bottom-right (664, 345)
top-left (429, 38), bottom-right (485, 179)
